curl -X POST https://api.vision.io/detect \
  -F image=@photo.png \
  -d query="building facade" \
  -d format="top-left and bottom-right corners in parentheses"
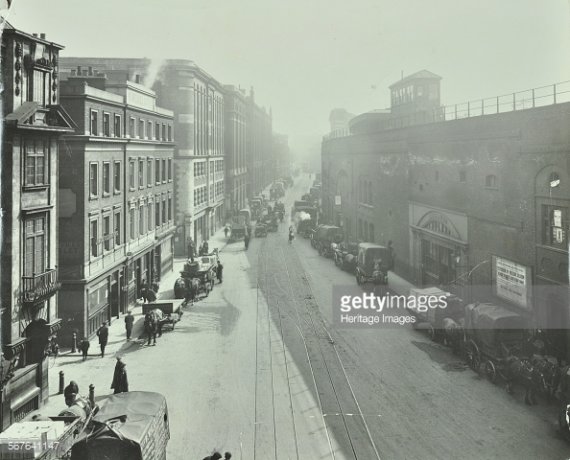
top-left (223, 85), bottom-right (247, 215)
top-left (272, 133), bottom-right (291, 180)
top-left (0, 24), bottom-right (75, 429)
top-left (322, 70), bottom-right (570, 357)
top-left (58, 68), bottom-right (175, 342)
top-left (246, 89), bottom-right (273, 199)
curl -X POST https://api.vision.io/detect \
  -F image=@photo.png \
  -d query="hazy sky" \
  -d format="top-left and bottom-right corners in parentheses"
top-left (5, 0), bottom-right (570, 157)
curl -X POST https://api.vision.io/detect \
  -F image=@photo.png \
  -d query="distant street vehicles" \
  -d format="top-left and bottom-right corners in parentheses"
top-left (355, 242), bottom-right (392, 286)
top-left (294, 206), bottom-right (318, 238)
top-left (292, 200), bottom-right (311, 215)
top-left (142, 300), bottom-right (184, 332)
top-left (255, 223), bottom-right (268, 237)
top-left (175, 254), bottom-right (218, 300)
top-left (229, 214), bottom-right (247, 242)
top-left (239, 208), bottom-right (251, 226)
top-left (333, 241), bottom-right (359, 273)
top-left (270, 181), bottom-right (285, 200)
top-left (407, 287), bottom-right (464, 342)
top-left (314, 225), bottom-right (344, 257)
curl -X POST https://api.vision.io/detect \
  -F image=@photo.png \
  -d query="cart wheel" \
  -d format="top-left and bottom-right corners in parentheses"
top-left (466, 341), bottom-right (481, 371)
top-left (485, 360), bottom-right (497, 383)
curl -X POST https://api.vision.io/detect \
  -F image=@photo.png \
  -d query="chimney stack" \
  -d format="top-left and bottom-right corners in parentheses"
top-left (71, 69), bottom-right (77, 76)
top-left (40, 33), bottom-right (46, 40)
top-left (135, 75), bottom-right (141, 84)
top-left (88, 66), bottom-right (93, 76)
top-left (32, 33), bottom-right (37, 37)
top-left (77, 66), bottom-right (82, 74)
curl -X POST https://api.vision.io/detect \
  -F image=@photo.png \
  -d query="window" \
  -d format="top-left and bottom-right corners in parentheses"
top-left (114, 161), bottom-right (121, 193)
top-left (162, 124), bottom-right (166, 141)
top-left (168, 158), bottom-right (172, 181)
top-left (155, 122), bottom-right (160, 140)
top-left (103, 162), bottom-right (110, 195)
top-left (168, 196), bottom-right (172, 221)
top-left (148, 121), bottom-right (153, 140)
top-left (459, 171), bottom-right (466, 182)
top-left (103, 113), bottom-right (110, 136)
top-left (24, 216), bottom-right (46, 275)
top-left (543, 205), bottom-right (567, 249)
top-left (485, 174), bottom-right (497, 188)
top-left (162, 197), bottom-right (166, 223)
top-left (139, 205), bottom-right (144, 236)
top-left (139, 120), bottom-right (145, 139)
top-left (147, 159), bottom-right (153, 187)
top-left (90, 110), bottom-right (98, 136)
top-left (155, 199), bottom-right (161, 227)
top-left (90, 219), bottom-right (98, 258)
top-left (114, 114), bottom-right (122, 137)
top-left (138, 160), bottom-right (145, 188)
top-left (89, 163), bottom-right (98, 197)
top-left (129, 208), bottom-right (135, 240)
top-left (155, 159), bottom-right (161, 184)
top-left (129, 117), bottom-right (135, 138)
top-left (103, 215), bottom-right (111, 251)
top-left (162, 159), bottom-right (166, 182)
top-left (148, 202), bottom-right (153, 231)
top-left (168, 125), bottom-right (172, 141)
top-left (129, 160), bottom-right (135, 189)
top-left (114, 211), bottom-right (121, 246)
top-left (25, 140), bottom-right (47, 186)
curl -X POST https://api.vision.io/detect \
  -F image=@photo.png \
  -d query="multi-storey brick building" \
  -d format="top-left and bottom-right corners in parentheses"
top-left (272, 133), bottom-right (291, 180)
top-left (59, 58), bottom-right (225, 256)
top-left (246, 88), bottom-right (273, 199)
top-left (223, 85), bottom-right (248, 214)
top-left (0, 23), bottom-right (75, 429)
top-left (322, 70), bottom-right (570, 358)
top-left (58, 68), bottom-right (175, 342)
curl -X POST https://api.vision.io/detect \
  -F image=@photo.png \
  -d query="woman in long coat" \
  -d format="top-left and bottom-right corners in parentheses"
top-left (111, 359), bottom-right (129, 394)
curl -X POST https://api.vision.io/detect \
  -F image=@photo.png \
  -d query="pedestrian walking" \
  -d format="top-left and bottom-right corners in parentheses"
top-left (187, 238), bottom-right (195, 262)
top-left (288, 229), bottom-right (294, 244)
top-left (79, 337), bottom-right (90, 361)
top-left (244, 233), bottom-right (250, 250)
top-left (203, 240), bottom-right (209, 254)
top-left (96, 322), bottom-right (109, 357)
top-left (216, 260), bottom-right (223, 284)
top-left (224, 225), bottom-right (229, 238)
top-left (124, 311), bottom-right (134, 340)
top-left (110, 357), bottom-right (129, 394)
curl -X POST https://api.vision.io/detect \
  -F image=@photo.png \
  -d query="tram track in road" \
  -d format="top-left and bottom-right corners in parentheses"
top-left (278, 243), bottom-right (382, 459)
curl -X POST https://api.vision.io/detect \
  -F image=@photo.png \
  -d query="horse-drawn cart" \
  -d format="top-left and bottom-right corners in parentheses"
top-left (174, 253), bottom-right (218, 302)
top-left (142, 300), bottom-right (184, 332)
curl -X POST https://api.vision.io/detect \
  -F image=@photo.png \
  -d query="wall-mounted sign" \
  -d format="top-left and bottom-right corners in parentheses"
top-left (493, 256), bottom-right (532, 310)
top-left (335, 195), bottom-right (341, 206)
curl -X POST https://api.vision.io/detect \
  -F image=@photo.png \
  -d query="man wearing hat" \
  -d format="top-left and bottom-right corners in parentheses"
top-left (96, 321), bottom-right (109, 357)
top-left (124, 311), bottom-right (134, 340)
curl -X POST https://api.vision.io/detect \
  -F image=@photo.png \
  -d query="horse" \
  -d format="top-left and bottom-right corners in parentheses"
top-left (174, 278), bottom-right (187, 299)
top-left (186, 278), bottom-right (201, 303)
top-left (530, 354), bottom-right (562, 399)
top-left (144, 310), bottom-right (162, 346)
top-left (504, 356), bottom-right (543, 405)
top-left (442, 317), bottom-right (464, 355)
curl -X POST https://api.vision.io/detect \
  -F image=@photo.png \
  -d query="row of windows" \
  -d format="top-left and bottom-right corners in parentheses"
top-left (194, 186), bottom-right (207, 207)
top-left (89, 158), bottom-right (173, 198)
top-left (215, 159), bottom-right (224, 172)
top-left (194, 162), bottom-right (206, 177)
top-left (89, 197), bottom-right (173, 259)
top-left (89, 109), bottom-right (173, 142)
top-left (215, 181), bottom-right (224, 198)
top-left (90, 210), bottom-right (122, 258)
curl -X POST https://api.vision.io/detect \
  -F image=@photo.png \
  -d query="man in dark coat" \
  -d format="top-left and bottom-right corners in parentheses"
top-left (96, 322), bottom-right (109, 357)
top-left (216, 261), bottom-right (223, 284)
top-left (124, 311), bottom-right (134, 340)
top-left (64, 381), bottom-right (79, 405)
top-left (111, 358), bottom-right (129, 394)
top-left (79, 337), bottom-right (90, 361)
top-left (187, 238), bottom-right (195, 262)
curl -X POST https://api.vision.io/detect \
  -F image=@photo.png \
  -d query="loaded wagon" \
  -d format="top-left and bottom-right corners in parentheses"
top-left (142, 299), bottom-right (184, 332)
top-left (174, 254), bottom-right (218, 301)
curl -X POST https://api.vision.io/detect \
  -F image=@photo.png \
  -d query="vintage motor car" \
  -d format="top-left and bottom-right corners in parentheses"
top-left (355, 242), bottom-right (392, 285)
top-left (314, 225), bottom-right (344, 257)
top-left (255, 223), bottom-right (268, 237)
